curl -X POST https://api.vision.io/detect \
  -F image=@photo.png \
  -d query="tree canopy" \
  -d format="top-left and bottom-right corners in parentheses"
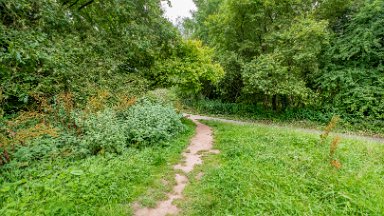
top-left (0, 0), bottom-right (223, 114)
top-left (184, 0), bottom-right (383, 120)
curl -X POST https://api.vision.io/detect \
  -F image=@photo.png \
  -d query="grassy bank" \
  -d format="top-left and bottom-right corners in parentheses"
top-left (184, 99), bottom-right (384, 137)
top-left (0, 119), bottom-right (195, 216)
top-left (181, 121), bottom-right (384, 215)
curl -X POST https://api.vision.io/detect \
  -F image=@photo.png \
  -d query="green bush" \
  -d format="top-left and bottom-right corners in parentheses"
top-left (11, 137), bottom-right (59, 163)
top-left (75, 109), bottom-right (128, 155)
top-left (145, 88), bottom-right (179, 105)
top-left (121, 100), bottom-right (185, 146)
top-left (149, 40), bottom-right (224, 95)
top-left (0, 120), bottom-right (196, 215)
top-left (0, 0), bottom-right (180, 113)
top-left (4, 99), bottom-right (187, 165)
top-left (70, 100), bottom-right (186, 155)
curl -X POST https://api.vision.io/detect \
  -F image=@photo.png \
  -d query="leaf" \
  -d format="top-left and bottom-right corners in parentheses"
top-left (70, 170), bottom-right (84, 176)
top-left (0, 186), bottom-right (11, 193)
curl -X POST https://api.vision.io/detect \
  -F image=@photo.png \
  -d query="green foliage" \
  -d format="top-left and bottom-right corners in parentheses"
top-left (318, 0), bottom-right (384, 120)
top-left (0, 120), bottom-right (195, 216)
top-left (1, 0), bottom-right (213, 113)
top-left (121, 100), bottom-right (185, 146)
top-left (182, 121), bottom-right (384, 215)
top-left (0, 93), bottom-right (193, 214)
top-left (242, 53), bottom-right (310, 102)
top-left (185, 0), bottom-right (333, 104)
top-left (185, 99), bottom-right (384, 135)
top-left (11, 137), bottom-right (59, 163)
top-left (76, 109), bottom-right (128, 155)
top-left (1, 98), bottom-right (186, 166)
top-left (242, 17), bottom-right (329, 106)
top-left (185, 0), bottom-right (383, 123)
top-left (187, 99), bottom-right (334, 122)
top-left (214, 51), bottom-right (244, 101)
top-left (145, 88), bottom-right (179, 105)
top-left (150, 40), bottom-right (224, 95)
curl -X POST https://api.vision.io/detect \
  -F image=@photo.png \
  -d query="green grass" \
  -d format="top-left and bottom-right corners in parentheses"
top-left (184, 99), bottom-right (384, 137)
top-left (0, 120), bottom-right (195, 216)
top-left (181, 121), bottom-right (384, 215)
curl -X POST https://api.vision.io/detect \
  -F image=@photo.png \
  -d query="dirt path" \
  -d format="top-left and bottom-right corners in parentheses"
top-left (133, 115), bottom-right (219, 216)
top-left (133, 113), bottom-right (383, 215)
top-left (186, 114), bottom-right (384, 144)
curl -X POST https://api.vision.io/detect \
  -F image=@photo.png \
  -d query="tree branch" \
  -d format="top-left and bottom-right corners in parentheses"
top-left (62, 0), bottom-right (73, 6)
top-left (78, 0), bottom-right (95, 10)
top-left (69, 0), bottom-right (80, 8)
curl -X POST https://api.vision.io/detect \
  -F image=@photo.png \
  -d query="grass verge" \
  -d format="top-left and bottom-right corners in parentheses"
top-left (0, 119), bottom-right (195, 216)
top-left (183, 99), bottom-right (384, 137)
top-left (181, 121), bottom-right (384, 215)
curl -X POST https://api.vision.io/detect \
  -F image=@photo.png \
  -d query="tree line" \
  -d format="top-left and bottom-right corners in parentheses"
top-left (183, 0), bottom-right (383, 121)
top-left (0, 0), bottom-right (223, 115)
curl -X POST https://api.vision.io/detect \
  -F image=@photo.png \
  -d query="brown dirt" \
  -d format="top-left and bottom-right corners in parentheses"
top-left (133, 116), bottom-right (219, 216)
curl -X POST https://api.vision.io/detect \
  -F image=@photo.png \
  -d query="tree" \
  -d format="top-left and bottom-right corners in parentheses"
top-left (317, 0), bottom-right (384, 120)
top-left (1, 0), bottom-right (221, 113)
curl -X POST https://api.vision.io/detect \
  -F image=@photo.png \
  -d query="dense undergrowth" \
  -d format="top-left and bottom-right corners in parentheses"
top-left (184, 99), bottom-right (384, 136)
top-left (0, 0), bottom-right (223, 115)
top-left (0, 89), bottom-right (195, 215)
top-left (182, 121), bottom-right (384, 215)
top-left (0, 119), bottom-right (194, 216)
top-left (1, 90), bottom-right (184, 161)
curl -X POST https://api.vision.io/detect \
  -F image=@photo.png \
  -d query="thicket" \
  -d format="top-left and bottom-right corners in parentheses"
top-left (184, 0), bottom-right (383, 125)
top-left (0, 115), bottom-right (196, 215)
top-left (0, 91), bottom-right (185, 167)
top-left (0, 1), bottom-right (224, 164)
top-left (0, 0), bottom-right (223, 114)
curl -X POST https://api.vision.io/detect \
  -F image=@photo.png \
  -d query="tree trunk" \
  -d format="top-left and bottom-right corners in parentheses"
top-left (281, 95), bottom-right (289, 111)
top-left (272, 95), bottom-right (277, 111)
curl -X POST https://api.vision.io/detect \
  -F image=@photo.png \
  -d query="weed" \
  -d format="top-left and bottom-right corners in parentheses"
top-left (329, 136), bottom-right (342, 169)
top-left (320, 115), bottom-right (340, 140)
top-left (121, 99), bottom-right (185, 146)
top-left (13, 122), bottom-right (58, 145)
top-left (85, 90), bottom-right (110, 114)
top-left (320, 117), bottom-right (343, 169)
top-left (114, 95), bottom-right (136, 112)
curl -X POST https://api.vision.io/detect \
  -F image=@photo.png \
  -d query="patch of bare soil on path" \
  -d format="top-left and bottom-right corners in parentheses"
top-left (133, 115), bottom-right (218, 216)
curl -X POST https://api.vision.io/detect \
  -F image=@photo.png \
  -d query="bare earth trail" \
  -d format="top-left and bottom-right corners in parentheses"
top-left (134, 113), bottom-right (383, 216)
top-left (133, 115), bottom-right (219, 216)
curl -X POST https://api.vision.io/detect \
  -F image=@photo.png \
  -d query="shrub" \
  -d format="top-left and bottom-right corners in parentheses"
top-left (145, 88), bottom-right (178, 105)
top-left (11, 137), bottom-right (59, 163)
top-left (120, 100), bottom-right (185, 146)
top-left (2, 99), bottom-right (188, 165)
top-left (143, 88), bottom-right (185, 112)
top-left (149, 40), bottom-right (224, 96)
top-left (75, 109), bottom-right (128, 155)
